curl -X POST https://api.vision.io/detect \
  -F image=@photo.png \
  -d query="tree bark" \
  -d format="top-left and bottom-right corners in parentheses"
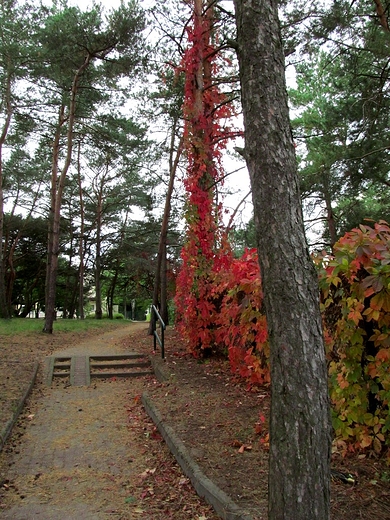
top-left (77, 140), bottom-right (85, 319)
top-left (0, 69), bottom-right (13, 319)
top-left (43, 55), bottom-right (91, 333)
top-left (324, 181), bottom-right (337, 250)
top-left (373, 0), bottom-right (390, 32)
top-left (94, 179), bottom-right (103, 320)
top-left (148, 127), bottom-right (183, 334)
top-left (44, 104), bottom-right (65, 331)
top-left (233, 1), bottom-right (332, 518)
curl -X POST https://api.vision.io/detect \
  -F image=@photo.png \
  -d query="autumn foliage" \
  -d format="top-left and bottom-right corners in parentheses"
top-left (174, 0), bottom-right (390, 463)
top-left (212, 249), bottom-right (269, 386)
top-left (316, 221), bottom-right (390, 461)
top-left (174, 0), bottom-right (243, 358)
top-left (173, 1), bottom-right (269, 383)
top-left (177, 219), bottom-right (390, 460)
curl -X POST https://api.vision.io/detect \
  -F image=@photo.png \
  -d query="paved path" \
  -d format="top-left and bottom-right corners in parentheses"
top-left (0, 323), bottom-right (251, 520)
top-left (0, 324), bottom-right (159, 519)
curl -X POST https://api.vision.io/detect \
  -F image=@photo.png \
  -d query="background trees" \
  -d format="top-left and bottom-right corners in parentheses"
top-left (0, 0), bottom-right (173, 323)
top-left (0, 0), bottom-right (37, 318)
top-left (287, 0), bottom-right (390, 249)
top-left (35, 1), bottom-right (147, 332)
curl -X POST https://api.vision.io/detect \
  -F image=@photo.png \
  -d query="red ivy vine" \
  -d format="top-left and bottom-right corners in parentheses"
top-left (175, 0), bottom-right (237, 355)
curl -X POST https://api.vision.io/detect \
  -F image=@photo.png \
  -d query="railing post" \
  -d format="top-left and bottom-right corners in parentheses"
top-left (152, 305), bottom-right (166, 359)
top-left (161, 323), bottom-right (164, 359)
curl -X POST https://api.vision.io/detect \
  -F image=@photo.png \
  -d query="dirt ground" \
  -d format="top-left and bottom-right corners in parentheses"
top-left (1, 321), bottom-right (390, 519)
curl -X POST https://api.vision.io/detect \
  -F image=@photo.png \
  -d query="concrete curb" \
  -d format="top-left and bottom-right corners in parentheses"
top-left (142, 392), bottom-right (253, 520)
top-left (0, 361), bottom-right (39, 452)
top-left (149, 355), bottom-right (175, 383)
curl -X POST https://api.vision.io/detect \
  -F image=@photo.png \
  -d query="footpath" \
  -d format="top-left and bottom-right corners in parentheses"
top-left (0, 324), bottom-right (254, 520)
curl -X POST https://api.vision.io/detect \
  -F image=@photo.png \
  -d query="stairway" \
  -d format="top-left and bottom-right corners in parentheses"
top-left (45, 353), bottom-right (153, 386)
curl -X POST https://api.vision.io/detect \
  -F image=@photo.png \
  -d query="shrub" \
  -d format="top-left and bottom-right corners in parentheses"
top-left (316, 221), bottom-right (390, 459)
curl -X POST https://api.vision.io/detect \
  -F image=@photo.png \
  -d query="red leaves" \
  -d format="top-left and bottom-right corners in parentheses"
top-left (175, 4), bottom-right (269, 391)
top-left (176, 243), bottom-right (270, 388)
top-left (175, 1), bottom-right (241, 359)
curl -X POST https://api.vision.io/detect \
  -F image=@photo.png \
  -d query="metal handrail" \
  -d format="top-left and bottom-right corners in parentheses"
top-left (152, 305), bottom-right (166, 359)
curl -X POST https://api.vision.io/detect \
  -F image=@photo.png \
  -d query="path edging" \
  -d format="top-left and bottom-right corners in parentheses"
top-left (0, 361), bottom-right (39, 452)
top-left (149, 355), bottom-right (175, 383)
top-left (142, 391), bottom-right (253, 520)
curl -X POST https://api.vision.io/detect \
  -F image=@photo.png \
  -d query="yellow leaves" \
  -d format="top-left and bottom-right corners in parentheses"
top-left (323, 296), bottom-right (334, 309)
top-left (371, 290), bottom-right (390, 312)
top-left (363, 307), bottom-right (380, 321)
top-left (342, 426), bottom-right (354, 439)
top-left (345, 298), bottom-right (364, 325)
top-left (359, 433), bottom-right (372, 448)
top-left (363, 413), bottom-right (377, 427)
top-left (373, 437), bottom-right (382, 454)
top-left (329, 275), bottom-right (342, 287)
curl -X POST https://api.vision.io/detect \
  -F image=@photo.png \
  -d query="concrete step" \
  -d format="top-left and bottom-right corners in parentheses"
top-left (46, 353), bottom-right (152, 386)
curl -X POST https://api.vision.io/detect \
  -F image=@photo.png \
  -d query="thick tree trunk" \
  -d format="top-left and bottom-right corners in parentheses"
top-left (94, 182), bottom-right (103, 320)
top-left (233, 1), bottom-right (332, 518)
top-left (43, 105), bottom-right (65, 332)
top-left (95, 177), bottom-right (108, 320)
top-left (107, 267), bottom-right (119, 320)
top-left (160, 242), bottom-right (168, 324)
top-left (77, 141), bottom-right (85, 319)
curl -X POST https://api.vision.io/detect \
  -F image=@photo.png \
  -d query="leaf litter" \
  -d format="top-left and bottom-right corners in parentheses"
top-left (1, 322), bottom-right (390, 519)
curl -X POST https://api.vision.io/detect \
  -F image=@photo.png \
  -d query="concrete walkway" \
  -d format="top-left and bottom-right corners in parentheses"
top-left (0, 324), bottom-right (253, 520)
top-left (0, 325), bottom-right (160, 519)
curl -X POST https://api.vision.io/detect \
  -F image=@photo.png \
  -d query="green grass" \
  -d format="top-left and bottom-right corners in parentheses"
top-left (0, 318), bottom-right (130, 336)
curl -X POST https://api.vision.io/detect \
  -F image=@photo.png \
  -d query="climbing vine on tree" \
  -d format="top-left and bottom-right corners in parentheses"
top-left (213, 248), bottom-right (269, 386)
top-left (174, 0), bottom-right (237, 355)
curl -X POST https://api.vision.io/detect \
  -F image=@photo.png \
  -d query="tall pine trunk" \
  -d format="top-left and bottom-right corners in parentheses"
top-left (94, 183), bottom-right (103, 320)
top-left (43, 56), bottom-right (91, 333)
top-left (233, 0), bottom-right (332, 518)
top-left (77, 140), bottom-right (85, 319)
top-left (0, 71), bottom-right (13, 319)
top-left (149, 126), bottom-right (183, 334)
